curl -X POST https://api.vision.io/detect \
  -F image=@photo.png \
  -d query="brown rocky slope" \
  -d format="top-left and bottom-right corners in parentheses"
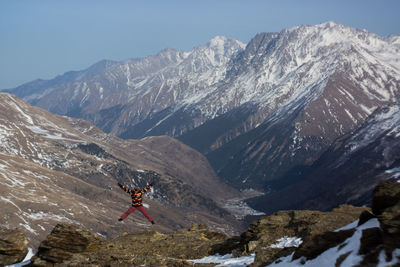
top-left (0, 93), bottom-right (244, 250)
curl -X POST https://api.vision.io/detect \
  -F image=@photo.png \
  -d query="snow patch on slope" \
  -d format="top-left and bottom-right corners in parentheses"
top-left (346, 105), bottom-right (400, 153)
top-left (189, 253), bottom-right (255, 267)
top-left (270, 236), bottom-right (303, 249)
top-left (266, 218), bottom-right (400, 267)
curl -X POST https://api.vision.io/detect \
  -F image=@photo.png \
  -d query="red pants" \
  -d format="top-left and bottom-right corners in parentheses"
top-left (120, 206), bottom-right (153, 222)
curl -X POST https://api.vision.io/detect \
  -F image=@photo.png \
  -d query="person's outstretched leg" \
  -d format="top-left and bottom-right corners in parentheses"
top-left (119, 206), bottom-right (136, 221)
top-left (137, 206), bottom-right (154, 223)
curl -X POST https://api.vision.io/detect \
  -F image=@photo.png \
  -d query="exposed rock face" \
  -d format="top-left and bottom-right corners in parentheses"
top-left (259, 181), bottom-right (400, 266)
top-left (30, 223), bottom-right (230, 266)
top-left (372, 181), bottom-right (400, 257)
top-left (237, 205), bottom-right (368, 266)
top-left (357, 227), bottom-right (383, 266)
top-left (31, 224), bottom-right (103, 266)
top-left (242, 205), bottom-right (368, 245)
top-left (5, 181), bottom-right (398, 266)
top-left (372, 181), bottom-right (400, 216)
top-left (0, 228), bottom-right (28, 266)
top-left (247, 105), bottom-right (400, 216)
top-left (292, 229), bottom-right (356, 261)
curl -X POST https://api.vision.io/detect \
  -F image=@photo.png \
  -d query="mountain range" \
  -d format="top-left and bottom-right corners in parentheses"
top-left (4, 21), bottom-right (400, 216)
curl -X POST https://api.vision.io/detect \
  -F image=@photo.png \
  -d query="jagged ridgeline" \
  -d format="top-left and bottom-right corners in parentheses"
top-left (6, 22), bottom-right (400, 216)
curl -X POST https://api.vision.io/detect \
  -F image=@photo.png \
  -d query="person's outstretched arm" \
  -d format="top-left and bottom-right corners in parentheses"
top-left (118, 183), bottom-right (132, 194)
top-left (141, 183), bottom-right (152, 194)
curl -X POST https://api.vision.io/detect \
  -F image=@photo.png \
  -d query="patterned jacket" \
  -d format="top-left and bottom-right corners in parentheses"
top-left (119, 183), bottom-right (152, 207)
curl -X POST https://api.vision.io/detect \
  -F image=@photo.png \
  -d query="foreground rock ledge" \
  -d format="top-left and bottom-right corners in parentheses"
top-left (22, 181), bottom-right (400, 266)
top-left (0, 229), bottom-right (28, 266)
top-left (30, 223), bottom-right (230, 266)
top-left (28, 207), bottom-right (368, 267)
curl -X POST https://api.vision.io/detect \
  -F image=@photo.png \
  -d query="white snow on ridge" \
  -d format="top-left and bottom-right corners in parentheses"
top-left (266, 218), bottom-right (400, 267)
top-left (189, 253), bottom-right (255, 267)
top-left (195, 22), bottom-right (397, 120)
top-left (187, 217), bottom-right (397, 267)
top-left (346, 105), bottom-right (400, 153)
top-left (5, 23), bottom-right (398, 145)
top-left (19, 223), bottom-right (37, 235)
top-left (5, 95), bottom-right (34, 125)
top-left (23, 211), bottom-right (75, 223)
top-left (1, 196), bottom-right (23, 211)
top-left (26, 121), bottom-right (80, 141)
top-left (26, 125), bottom-right (63, 140)
top-left (385, 167), bottom-right (400, 181)
top-left (270, 236), bottom-right (303, 249)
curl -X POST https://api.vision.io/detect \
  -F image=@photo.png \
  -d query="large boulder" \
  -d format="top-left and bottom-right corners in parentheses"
top-left (241, 205), bottom-right (368, 267)
top-left (31, 223), bottom-right (103, 266)
top-left (0, 229), bottom-right (29, 266)
top-left (372, 181), bottom-right (400, 257)
top-left (265, 181), bottom-right (400, 266)
top-left (372, 181), bottom-right (400, 216)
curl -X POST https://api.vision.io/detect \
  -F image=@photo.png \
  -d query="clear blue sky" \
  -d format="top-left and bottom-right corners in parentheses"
top-left (1, 0), bottom-right (399, 89)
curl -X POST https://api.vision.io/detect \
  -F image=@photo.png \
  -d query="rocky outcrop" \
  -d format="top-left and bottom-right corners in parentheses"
top-left (262, 181), bottom-right (400, 266)
top-left (237, 205), bottom-right (368, 266)
top-left (18, 181), bottom-right (400, 266)
top-left (26, 205), bottom-right (369, 267)
top-left (0, 229), bottom-right (28, 266)
top-left (372, 181), bottom-right (400, 258)
top-left (30, 223), bottom-right (103, 266)
top-left (292, 229), bottom-right (356, 261)
top-left (30, 223), bottom-right (230, 266)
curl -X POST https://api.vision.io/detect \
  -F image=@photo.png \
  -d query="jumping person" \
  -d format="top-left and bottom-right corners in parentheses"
top-left (118, 182), bottom-right (155, 224)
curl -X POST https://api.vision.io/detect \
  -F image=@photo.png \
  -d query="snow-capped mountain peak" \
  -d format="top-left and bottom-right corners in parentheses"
top-left (207, 35), bottom-right (246, 53)
top-left (6, 23), bottom-right (400, 209)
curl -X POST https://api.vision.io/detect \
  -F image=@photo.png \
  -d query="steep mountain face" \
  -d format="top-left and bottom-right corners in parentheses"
top-left (206, 22), bottom-right (400, 189)
top-left (7, 36), bottom-right (246, 136)
top-left (0, 93), bottom-right (245, 248)
top-left (247, 104), bottom-right (400, 215)
top-left (5, 22), bottom-right (400, 211)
